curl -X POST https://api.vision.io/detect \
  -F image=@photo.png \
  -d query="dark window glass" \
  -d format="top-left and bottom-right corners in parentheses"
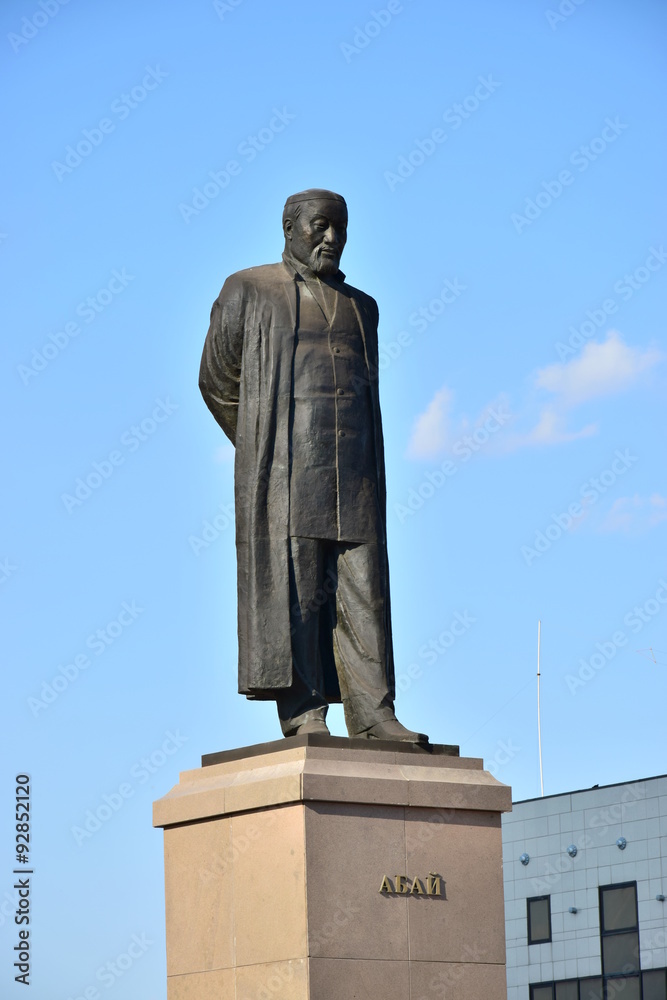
top-left (579, 977), bottom-right (603, 1000)
top-left (530, 986), bottom-right (554, 1000)
top-left (602, 932), bottom-right (640, 975)
top-left (643, 969), bottom-right (667, 1000)
top-left (555, 980), bottom-right (578, 1000)
top-left (528, 896), bottom-right (552, 944)
top-left (600, 885), bottom-right (638, 932)
top-left (605, 975), bottom-right (640, 1000)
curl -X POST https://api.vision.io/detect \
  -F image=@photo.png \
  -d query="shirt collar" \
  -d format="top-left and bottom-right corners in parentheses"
top-left (282, 250), bottom-right (346, 285)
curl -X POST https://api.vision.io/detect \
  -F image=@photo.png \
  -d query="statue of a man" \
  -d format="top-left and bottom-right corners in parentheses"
top-left (199, 189), bottom-right (427, 743)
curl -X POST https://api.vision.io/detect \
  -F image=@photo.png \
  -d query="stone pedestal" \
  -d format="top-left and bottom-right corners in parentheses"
top-left (153, 735), bottom-right (511, 1000)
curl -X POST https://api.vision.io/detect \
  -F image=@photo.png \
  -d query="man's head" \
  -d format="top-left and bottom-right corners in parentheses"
top-left (282, 189), bottom-right (348, 277)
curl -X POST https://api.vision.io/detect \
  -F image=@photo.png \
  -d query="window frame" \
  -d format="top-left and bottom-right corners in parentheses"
top-left (554, 978), bottom-right (580, 1000)
top-left (598, 881), bottom-right (640, 996)
top-left (642, 968), bottom-right (667, 1000)
top-left (599, 881), bottom-right (639, 935)
top-left (530, 984), bottom-right (554, 1000)
top-left (579, 976), bottom-right (603, 1000)
top-left (529, 971), bottom-right (667, 1000)
top-left (527, 894), bottom-right (553, 945)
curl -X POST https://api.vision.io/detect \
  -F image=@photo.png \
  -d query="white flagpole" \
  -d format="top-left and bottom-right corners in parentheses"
top-left (537, 619), bottom-right (544, 796)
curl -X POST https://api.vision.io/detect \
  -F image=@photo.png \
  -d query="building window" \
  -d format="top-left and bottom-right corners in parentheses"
top-left (529, 972), bottom-right (667, 1000)
top-left (600, 884), bottom-right (638, 933)
top-left (528, 895), bottom-right (552, 944)
top-left (601, 933), bottom-right (640, 976)
top-left (599, 882), bottom-right (640, 995)
top-left (555, 980), bottom-right (578, 1000)
top-left (579, 977), bottom-right (603, 1000)
top-left (643, 969), bottom-right (667, 1000)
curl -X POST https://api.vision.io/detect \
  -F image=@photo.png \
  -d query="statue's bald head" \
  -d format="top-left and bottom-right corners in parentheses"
top-left (282, 189), bottom-right (348, 277)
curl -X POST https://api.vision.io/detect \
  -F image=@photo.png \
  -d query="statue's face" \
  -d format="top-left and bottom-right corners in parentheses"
top-left (284, 199), bottom-right (348, 277)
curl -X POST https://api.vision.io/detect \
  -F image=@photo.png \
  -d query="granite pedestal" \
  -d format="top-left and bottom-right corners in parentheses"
top-left (153, 735), bottom-right (512, 999)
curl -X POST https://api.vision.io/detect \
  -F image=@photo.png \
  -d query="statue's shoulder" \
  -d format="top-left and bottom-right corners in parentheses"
top-left (340, 280), bottom-right (378, 319)
top-left (222, 262), bottom-right (289, 292)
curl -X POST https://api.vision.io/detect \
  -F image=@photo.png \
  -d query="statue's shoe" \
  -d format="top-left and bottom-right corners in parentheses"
top-left (293, 718), bottom-right (330, 736)
top-left (357, 719), bottom-right (429, 743)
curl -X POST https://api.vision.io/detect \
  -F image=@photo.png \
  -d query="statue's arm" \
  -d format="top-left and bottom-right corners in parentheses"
top-left (358, 289), bottom-right (380, 379)
top-left (199, 275), bottom-right (245, 446)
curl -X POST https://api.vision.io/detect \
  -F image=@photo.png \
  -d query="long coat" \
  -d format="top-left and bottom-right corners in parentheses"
top-left (199, 259), bottom-right (395, 701)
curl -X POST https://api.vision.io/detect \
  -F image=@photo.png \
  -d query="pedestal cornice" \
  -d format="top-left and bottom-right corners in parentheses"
top-left (153, 738), bottom-right (511, 829)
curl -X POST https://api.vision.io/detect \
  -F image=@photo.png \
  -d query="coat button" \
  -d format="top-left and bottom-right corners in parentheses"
top-left (333, 347), bottom-right (341, 354)
top-left (337, 388), bottom-right (345, 395)
top-left (339, 430), bottom-right (346, 437)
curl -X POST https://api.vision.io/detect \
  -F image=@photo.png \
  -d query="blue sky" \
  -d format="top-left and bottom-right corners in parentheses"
top-left (1, 0), bottom-right (665, 995)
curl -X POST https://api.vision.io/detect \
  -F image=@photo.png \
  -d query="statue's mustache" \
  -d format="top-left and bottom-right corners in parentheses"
top-left (314, 245), bottom-right (340, 259)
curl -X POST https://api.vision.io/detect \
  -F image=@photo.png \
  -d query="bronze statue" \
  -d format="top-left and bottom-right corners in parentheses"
top-left (199, 189), bottom-right (428, 743)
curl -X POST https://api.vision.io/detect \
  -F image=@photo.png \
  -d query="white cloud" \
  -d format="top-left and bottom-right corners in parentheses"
top-left (407, 387), bottom-right (512, 459)
top-left (503, 406), bottom-right (598, 450)
top-left (407, 385), bottom-right (455, 458)
top-left (407, 331), bottom-right (662, 460)
top-left (503, 330), bottom-right (662, 450)
top-left (600, 493), bottom-right (667, 533)
top-left (535, 330), bottom-right (664, 407)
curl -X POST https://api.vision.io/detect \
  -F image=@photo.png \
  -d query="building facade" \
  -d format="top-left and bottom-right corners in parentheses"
top-left (503, 775), bottom-right (667, 1000)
